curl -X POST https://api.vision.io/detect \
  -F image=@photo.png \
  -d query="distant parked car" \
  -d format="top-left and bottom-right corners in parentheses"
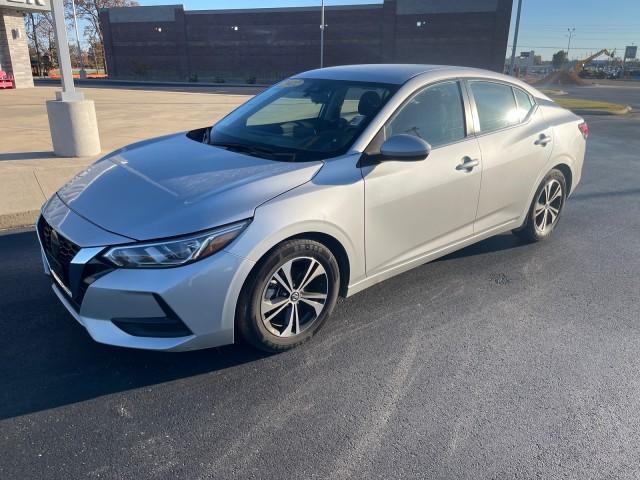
top-left (38, 65), bottom-right (588, 352)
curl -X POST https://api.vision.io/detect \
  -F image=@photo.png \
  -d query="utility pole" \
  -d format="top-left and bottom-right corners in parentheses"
top-left (508, 0), bottom-right (523, 76)
top-left (70, 0), bottom-right (86, 79)
top-left (566, 27), bottom-right (576, 61)
top-left (320, 0), bottom-right (325, 68)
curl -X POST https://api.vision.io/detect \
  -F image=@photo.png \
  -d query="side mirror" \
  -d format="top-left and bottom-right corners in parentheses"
top-left (380, 134), bottom-right (431, 161)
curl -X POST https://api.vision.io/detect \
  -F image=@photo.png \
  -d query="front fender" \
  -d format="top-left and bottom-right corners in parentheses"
top-left (224, 158), bottom-right (366, 289)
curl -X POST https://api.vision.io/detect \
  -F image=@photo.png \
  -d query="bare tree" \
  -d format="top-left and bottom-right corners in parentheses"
top-left (26, 1), bottom-right (138, 75)
top-left (25, 11), bottom-right (57, 75)
top-left (71, 0), bottom-right (139, 74)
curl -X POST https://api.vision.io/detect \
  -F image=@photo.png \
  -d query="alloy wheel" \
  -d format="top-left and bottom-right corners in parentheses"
top-left (260, 256), bottom-right (329, 338)
top-left (534, 179), bottom-right (563, 233)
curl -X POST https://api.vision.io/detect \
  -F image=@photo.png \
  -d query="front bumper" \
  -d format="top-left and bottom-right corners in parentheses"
top-left (38, 198), bottom-right (255, 351)
top-left (47, 250), bottom-right (254, 351)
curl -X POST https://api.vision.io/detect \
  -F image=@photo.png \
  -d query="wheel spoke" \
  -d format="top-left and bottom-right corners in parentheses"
top-left (262, 297), bottom-right (289, 316)
top-left (544, 183), bottom-right (551, 203)
top-left (262, 298), bottom-right (289, 321)
top-left (549, 184), bottom-right (562, 203)
top-left (300, 297), bottom-right (324, 316)
top-left (300, 261), bottom-right (326, 291)
top-left (281, 260), bottom-right (295, 291)
top-left (294, 304), bottom-right (300, 334)
top-left (534, 202), bottom-right (545, 216)
top-left (273, 271), bottom-right (292, 293)
top-left (301, 291), bottom-right (328, 301)
top-left (298, 259), bottom-right (318, 290)
top-left (282, 304), bottom-right (298, 336)
top-left (535, 206), bottom-right (546, 229)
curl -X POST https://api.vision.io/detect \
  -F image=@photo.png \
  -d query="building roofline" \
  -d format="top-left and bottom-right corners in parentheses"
top-left (186, 4), bottom-right (382, 15)
top-left (103, 3), bottom-right (383, 15)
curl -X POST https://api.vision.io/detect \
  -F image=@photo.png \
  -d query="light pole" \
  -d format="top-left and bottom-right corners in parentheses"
top-left (70, 0), bottom-right (86, 79)
top-left (508, 0), bottom-right (523, 76)
top-left (320, 0), bottom-right (325, 68)
top-left (566, 27), bottom-right (575, 61)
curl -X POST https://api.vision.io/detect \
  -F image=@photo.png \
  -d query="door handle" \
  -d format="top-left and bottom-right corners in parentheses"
top-left (534, 133), bottom-right (552, 146)
top-left (456, 156), bottom-right (480, 172)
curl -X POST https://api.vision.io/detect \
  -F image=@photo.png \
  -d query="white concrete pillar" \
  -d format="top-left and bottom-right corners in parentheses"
top-left (46, 0), bottom-right (101, 157)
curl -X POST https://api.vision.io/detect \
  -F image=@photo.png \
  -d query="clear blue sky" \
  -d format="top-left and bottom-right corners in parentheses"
top-left (139, 0), bottom-right (640, 61)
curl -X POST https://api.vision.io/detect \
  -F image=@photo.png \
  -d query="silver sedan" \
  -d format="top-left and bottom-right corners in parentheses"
top-left (37, 65), bottom-right (587, 352)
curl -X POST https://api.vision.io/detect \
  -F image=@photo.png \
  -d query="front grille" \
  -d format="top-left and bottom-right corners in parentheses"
top-left (38, 216), bottom-right (80, 294)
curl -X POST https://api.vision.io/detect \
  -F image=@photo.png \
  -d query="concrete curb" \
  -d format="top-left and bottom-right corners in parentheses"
top-left (570, 105), bottom-right (632, 116)
top-left (0, 210), bottom-right (39, 232)
top-left (540, 89), bottom-right (568, 96)
top-left (35, 78), bottom-right (272, 89)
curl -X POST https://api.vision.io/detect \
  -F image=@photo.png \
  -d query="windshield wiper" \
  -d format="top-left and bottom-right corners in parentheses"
top-left (210, 142), bottom-right (296, 162)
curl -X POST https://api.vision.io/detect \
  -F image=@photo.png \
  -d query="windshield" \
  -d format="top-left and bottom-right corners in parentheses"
top-left (209, 78), bottom-right (398, 162)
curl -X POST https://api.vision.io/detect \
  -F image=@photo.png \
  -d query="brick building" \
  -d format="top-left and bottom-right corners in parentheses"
top-left (100, 0), bottom-right (513, 83)
top-left (0, 0), bottom-right (50, 88)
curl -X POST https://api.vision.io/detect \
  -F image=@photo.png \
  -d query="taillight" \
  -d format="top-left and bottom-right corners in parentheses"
top-left (578, 121), bottom-right (589, 139)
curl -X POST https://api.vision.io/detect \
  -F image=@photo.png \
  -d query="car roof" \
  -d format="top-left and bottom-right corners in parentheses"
top-left (295, 64), bottom-right (551, 101)
top-left (296, 64), bottom-right (450, 85)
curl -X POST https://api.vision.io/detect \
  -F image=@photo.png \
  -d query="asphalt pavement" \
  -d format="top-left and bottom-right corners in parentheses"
top-left (1, 111), bottom-right (639, 478)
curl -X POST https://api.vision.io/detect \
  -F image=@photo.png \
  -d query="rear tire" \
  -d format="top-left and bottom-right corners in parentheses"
top-left (236, 239), bottom-right (340, 352)
top-left (513, 169), bottom-right (567, 242)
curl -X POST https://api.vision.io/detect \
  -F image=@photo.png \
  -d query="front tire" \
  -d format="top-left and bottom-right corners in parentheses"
top-left (513, 169), bottom-right (567, 242)
top-left (236, 239), bottom-right (340, 352)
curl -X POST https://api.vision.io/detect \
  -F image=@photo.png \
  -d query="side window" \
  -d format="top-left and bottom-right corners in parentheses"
top-left (513, 87), bottom-right (535, 121)
top-left (385, 81), bottom-right (466, 148)
top-left (469, 81), bottom-right (519, 133)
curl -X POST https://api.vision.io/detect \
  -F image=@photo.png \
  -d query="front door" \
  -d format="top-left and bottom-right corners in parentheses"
top-left (362, 80), bottom-right (482, 276)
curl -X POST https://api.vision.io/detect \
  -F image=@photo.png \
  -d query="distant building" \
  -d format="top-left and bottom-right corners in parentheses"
top-left (504, 50), bottom-right (537, 75)
top-left (100, 0), bottom-right (513, 83)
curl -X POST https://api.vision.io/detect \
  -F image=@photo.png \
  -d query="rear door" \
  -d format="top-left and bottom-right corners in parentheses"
top-left (467, 81), bottom-right (553, 233)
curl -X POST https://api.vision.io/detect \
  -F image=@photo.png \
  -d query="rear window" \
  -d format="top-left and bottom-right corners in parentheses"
top-left (470, 81), bottom-right (520, 133)
top-left (513, 87), bottom-right (535, 121)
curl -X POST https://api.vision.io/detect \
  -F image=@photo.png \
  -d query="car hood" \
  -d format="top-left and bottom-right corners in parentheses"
top-left (56, 133), bottom-right (323, 241)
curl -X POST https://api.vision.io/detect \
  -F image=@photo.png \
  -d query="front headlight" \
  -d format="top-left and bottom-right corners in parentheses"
top-left (103, 220), bottom-right (250, 268)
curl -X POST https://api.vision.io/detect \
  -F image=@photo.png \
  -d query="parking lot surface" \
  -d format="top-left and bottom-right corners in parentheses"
top-left (1, 92), bottom-right (639, 480)
top-left (561, 82), bottom-right (640, 110)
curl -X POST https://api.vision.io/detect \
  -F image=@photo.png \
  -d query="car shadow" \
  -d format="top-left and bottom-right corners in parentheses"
top-left (0, 231), bottom-right (272, 420)
top-left (437, 231), bottom-right (528, 261)
top-left (0, 229), bottom-right (526, 420)
top-left (570, 187), bottom-right (640, 201)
